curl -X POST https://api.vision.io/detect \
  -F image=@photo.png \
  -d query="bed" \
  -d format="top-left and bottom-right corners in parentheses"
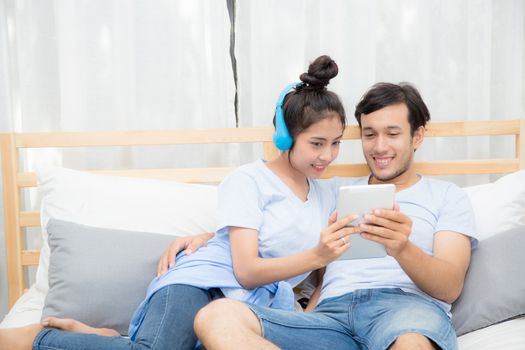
top-left (0, 120), bottom-right (524, 348)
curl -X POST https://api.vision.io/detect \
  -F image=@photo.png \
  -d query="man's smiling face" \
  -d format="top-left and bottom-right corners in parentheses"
top-left (360, 103), bottom-right (423, 184)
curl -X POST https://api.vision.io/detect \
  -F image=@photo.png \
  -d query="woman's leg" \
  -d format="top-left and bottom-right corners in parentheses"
top-left (0, 284), bottom-right (221, 350)
top-left (0, 316), bottom-right (124, 350)
top-left (42, 317), bottom-right (120, 336)
top-left (0, 317), bottom-right (120, 350)
top-left (132, 284), bottom-right (223, 349)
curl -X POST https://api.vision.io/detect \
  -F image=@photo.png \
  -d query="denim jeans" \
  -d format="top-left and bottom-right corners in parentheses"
top-left (33, 284), bottom-right (224, 350)
top-left (248, 288), bottom-right (457, 350)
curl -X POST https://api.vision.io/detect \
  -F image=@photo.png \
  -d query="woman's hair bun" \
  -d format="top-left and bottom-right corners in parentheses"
top-left (299, 55), bottom-right (338, 90)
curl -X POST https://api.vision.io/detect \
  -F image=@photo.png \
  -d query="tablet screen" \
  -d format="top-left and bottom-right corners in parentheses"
top-left (336, 184), bottom-right (395, 259)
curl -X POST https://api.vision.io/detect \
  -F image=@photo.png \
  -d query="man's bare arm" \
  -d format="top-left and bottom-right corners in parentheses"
top-left (360, 207), bottom-right (472, 303)
top-left (157, 232), bottom-right (215, 277)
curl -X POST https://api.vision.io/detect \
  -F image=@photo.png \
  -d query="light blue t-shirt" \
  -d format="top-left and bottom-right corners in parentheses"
top-left (128, 159), bottom-right (335, 338)
top-left (319, 175), bottom-right (477, 314)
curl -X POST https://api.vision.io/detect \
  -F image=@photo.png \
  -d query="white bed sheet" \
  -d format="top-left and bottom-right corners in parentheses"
top-left (2, 287), bottom-right (525, 349)
top-left (0, 286), bottom-right (44, 329)
top-left (458, 317), bottom-right (525, 350)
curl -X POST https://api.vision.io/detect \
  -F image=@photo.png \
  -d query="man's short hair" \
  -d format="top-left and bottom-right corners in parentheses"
top-left (354, 82), bottom-right (430, 135)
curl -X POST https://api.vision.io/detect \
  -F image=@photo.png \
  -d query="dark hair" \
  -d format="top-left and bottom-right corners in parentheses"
top-left (354, 82), bottom-right (430, 135)
top-left (274, 55), bottom-right (346, 145)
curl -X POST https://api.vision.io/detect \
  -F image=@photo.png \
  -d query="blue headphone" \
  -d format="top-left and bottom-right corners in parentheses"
top-left (273, 82), bottom-right (302, 151)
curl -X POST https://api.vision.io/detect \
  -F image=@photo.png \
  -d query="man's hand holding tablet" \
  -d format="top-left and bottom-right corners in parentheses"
top-left (336, 184), bottom-right (396, 260)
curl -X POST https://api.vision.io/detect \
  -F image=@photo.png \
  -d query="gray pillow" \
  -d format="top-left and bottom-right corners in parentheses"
top-left (452, 225), bottom-right (525, 336)
top-left (43, 219), bottom-right (175, 335)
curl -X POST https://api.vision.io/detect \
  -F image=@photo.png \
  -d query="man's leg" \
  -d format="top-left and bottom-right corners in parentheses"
top-left (389, 333), bottom-right (439, 350)
top-left (352, 289), bottom-right (456, 350)
top-left (132, 284), bottom-right (222, 349)
top-left (195, 298), bottom-right (361, 350)
top-left (195, 298), bottom-right (279, 350)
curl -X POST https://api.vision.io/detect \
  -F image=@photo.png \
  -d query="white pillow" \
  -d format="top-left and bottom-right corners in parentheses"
top-left (1, 167), bottom-right (218, 328)
top-left (0, 287), bottom-right (45, 328)
top-left (463, 170), bottom-right (525, 241)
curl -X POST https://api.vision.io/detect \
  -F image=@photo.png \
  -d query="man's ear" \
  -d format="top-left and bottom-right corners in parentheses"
top-left (413, 126), bottom-right (425, 152)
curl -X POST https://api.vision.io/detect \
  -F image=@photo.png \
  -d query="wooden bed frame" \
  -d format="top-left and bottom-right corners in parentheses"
top-left (1, 120), bottom-right (524, 308)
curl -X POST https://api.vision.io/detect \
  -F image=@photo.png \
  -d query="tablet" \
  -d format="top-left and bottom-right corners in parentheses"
top-left (336, 184), bottom-right (395, 260)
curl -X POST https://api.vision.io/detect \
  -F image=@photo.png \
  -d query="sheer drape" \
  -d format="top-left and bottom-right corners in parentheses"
top-left (235, 0), bottom-right (525, 184)
top-left (0, 0), bottom-right (234, 317)
top-left (1, 1), bottom-right (235, 132)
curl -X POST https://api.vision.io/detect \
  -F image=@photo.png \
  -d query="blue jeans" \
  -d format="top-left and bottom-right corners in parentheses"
top-left (33, 284), bottom-right (224, 350)
top-left (248, 288), bottom-right (457, 350)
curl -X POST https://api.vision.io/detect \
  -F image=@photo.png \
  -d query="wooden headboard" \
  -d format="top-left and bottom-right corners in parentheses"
top-left (1, 120), bottom-right (524, 307)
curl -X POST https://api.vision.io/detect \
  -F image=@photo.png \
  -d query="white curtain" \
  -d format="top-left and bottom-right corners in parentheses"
top-left (1, 0), bottom-right (236, 169)
top-left (0, 0), bottom-right (524, 318)
top-left (235, 0), bottom-right (525, 184)
top-left (2, 0), bottom-right (235, 132)
top-left (0, 0), bottom-right (234, 318)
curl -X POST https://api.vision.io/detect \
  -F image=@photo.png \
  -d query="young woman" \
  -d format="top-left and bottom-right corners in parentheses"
top-left (0, 55), bottom-right (357, 350)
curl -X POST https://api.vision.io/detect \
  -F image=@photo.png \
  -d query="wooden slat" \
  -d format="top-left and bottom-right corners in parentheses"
top-left (321, 164), bottom-right (370, 178)
top-left (10, 121), bottom-right (523, 149)
top-left (346, 120), bottom-right (521, 138)
top-left (342, 125), bottom-right (361, 139)
top-left (19, 160), bottom-right (520, 191)
top-left (19, 211), bottom-right (40, 227)
top-left (263, 141), bottom-right (280, 160)
top-left (0, 134), bottom-right (25, 307)
top-left (14, 128), bottom-right (276, 148)
top-left (424, 120), bottom-right (521, 136)
top-left (17, 172), bottom-right (37, 187)
top-left (21, 250), bottom-right (40, 266)
top-left (322, 159), bottom-right (519, 178)
top-left (93, 168), bottom-right (235, 183)
top-left (16, 157), bottom-right (523, 190)
top-left (17, 168), bottom-right (237, 188)
top-left (412, 159), bottom-right (519, 175)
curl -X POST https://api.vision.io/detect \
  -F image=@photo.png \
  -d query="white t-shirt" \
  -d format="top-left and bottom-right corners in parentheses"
top-left (216, 159), bottom-right (336, 287)
top-left (319, 175), bottom-right (477, 313)
top-left (148, 159), bottom-right (336, 294)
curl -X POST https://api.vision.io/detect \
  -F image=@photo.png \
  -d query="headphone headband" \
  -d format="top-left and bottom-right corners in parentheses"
top-left (273, 82), bottom-right (302, 151)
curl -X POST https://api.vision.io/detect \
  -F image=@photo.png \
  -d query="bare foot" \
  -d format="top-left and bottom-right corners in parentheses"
top-left (42, 317), bottom-right (120, 337)
top-left (0, 323), bottom-right (43, 350)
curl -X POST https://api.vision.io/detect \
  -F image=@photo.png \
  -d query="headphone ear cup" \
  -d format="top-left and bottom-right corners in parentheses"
top-left (273, 82), bottom-right (300, 151)
top-left (273, 105), bottom-right (293, 151)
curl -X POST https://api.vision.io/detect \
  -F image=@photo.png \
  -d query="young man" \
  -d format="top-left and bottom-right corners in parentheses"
top-left (193, 83), bottom-right (477, 350)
